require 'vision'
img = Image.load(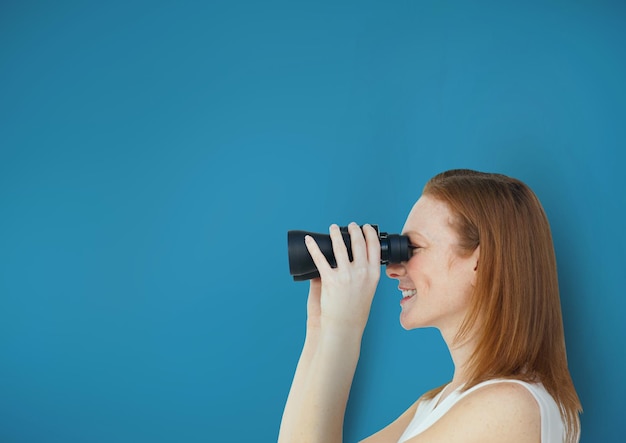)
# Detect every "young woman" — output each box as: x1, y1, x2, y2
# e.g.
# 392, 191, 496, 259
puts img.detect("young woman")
278, 169, 581, 443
